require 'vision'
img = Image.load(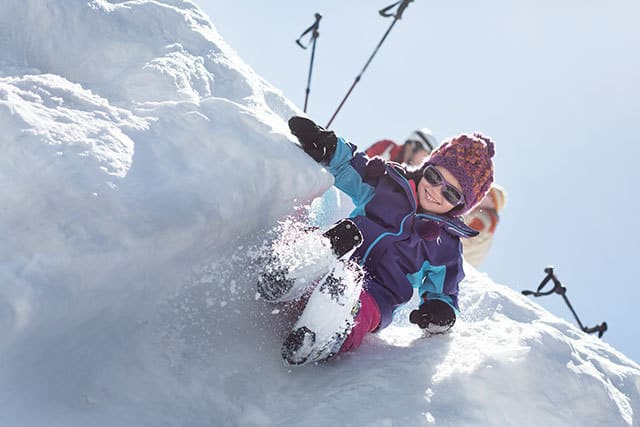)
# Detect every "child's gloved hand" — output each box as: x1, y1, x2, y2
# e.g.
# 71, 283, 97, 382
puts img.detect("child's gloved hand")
409, 298, 456, 334
288, 116, 337, 164
365, 157, 387, 178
